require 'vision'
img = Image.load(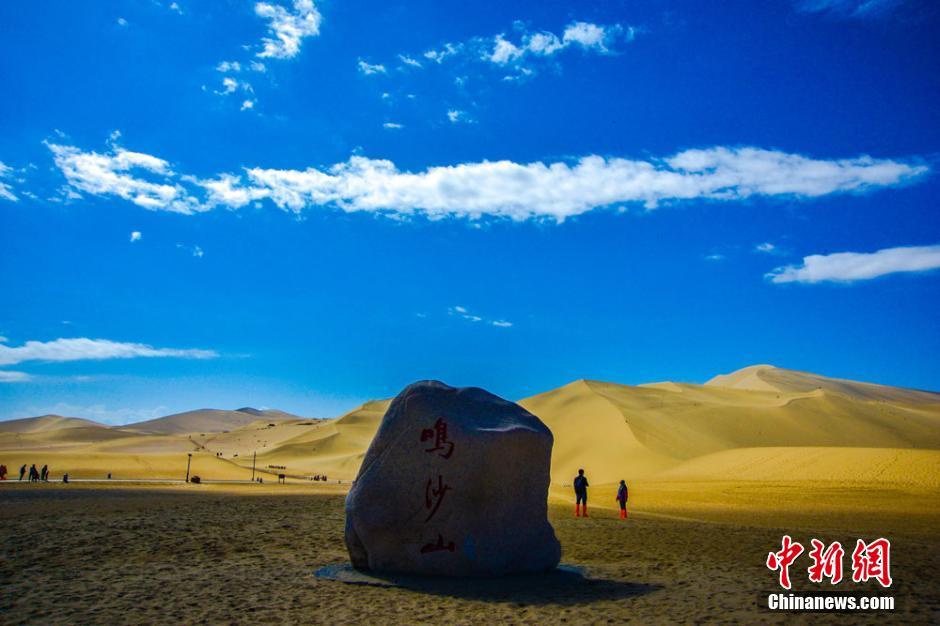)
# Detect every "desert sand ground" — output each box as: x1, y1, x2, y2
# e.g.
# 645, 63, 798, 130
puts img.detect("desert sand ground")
0, 482, 937, 625
1, 365, 938, 622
